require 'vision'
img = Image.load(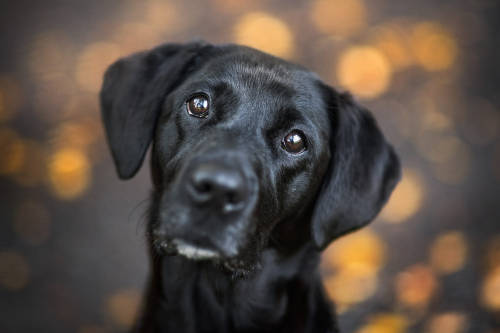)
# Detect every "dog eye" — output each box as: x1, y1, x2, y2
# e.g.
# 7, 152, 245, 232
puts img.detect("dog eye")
282, 130, 307, 154
186, 94, 209, 118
